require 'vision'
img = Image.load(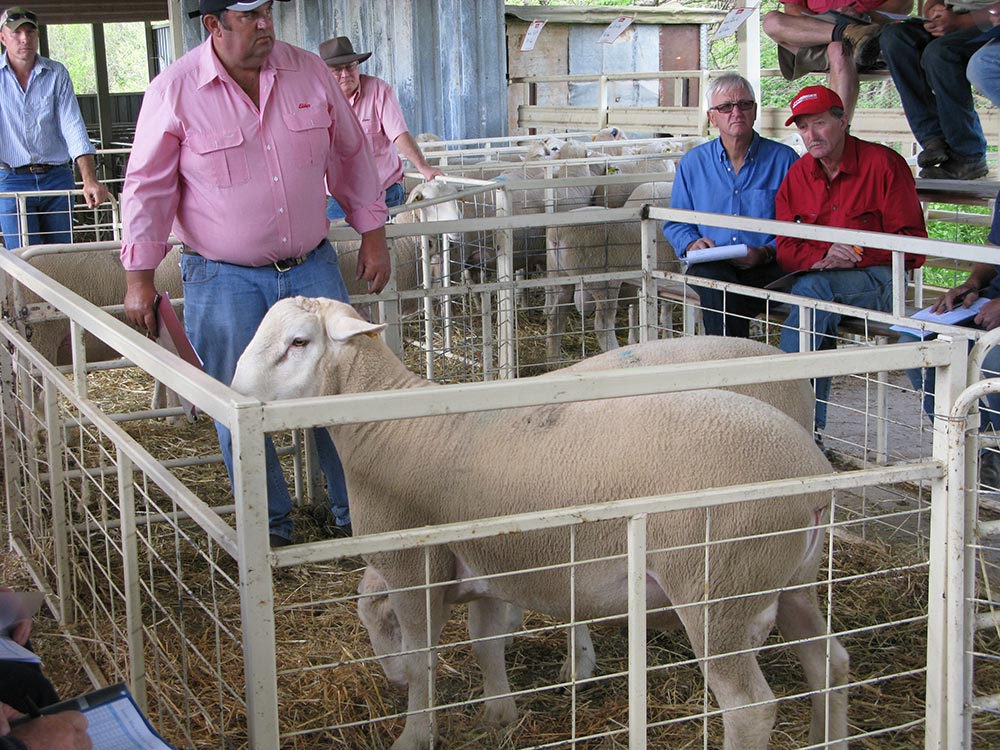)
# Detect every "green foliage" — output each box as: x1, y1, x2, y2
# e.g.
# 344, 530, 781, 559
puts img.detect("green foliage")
47, 23, 148, 94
